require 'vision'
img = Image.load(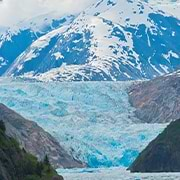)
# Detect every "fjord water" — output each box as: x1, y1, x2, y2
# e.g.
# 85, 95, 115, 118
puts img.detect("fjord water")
0, 78, 165, 170
57, 168, 180, 180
